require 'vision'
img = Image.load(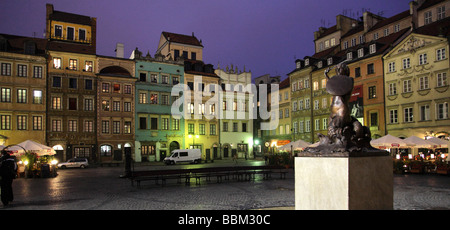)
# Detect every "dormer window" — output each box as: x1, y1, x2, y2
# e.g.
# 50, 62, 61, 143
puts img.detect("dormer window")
305, 59, 309, 66
55, 25, 62, 38
370, 44, 376, 54
317, 61, 323, 68
358, 48, 364, 58
327, 58, 333, 65
347, 52, 353, 60
296, 61, 301, 69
